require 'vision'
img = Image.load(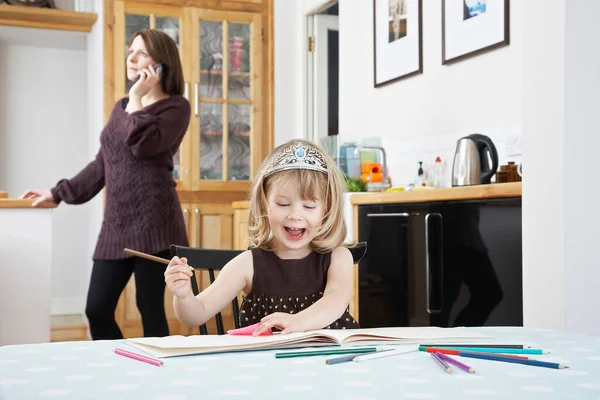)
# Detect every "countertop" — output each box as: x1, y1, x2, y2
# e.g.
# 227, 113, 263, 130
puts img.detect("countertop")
351, 182, 521, 205
0, 198, 57, 209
